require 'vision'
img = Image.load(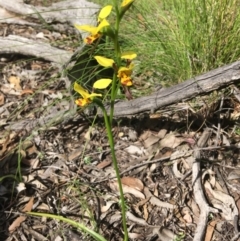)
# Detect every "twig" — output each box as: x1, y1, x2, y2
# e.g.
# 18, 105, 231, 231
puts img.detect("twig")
192, 128, 218, 241
214, 95, 224, 147
92, 150, 193, 184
